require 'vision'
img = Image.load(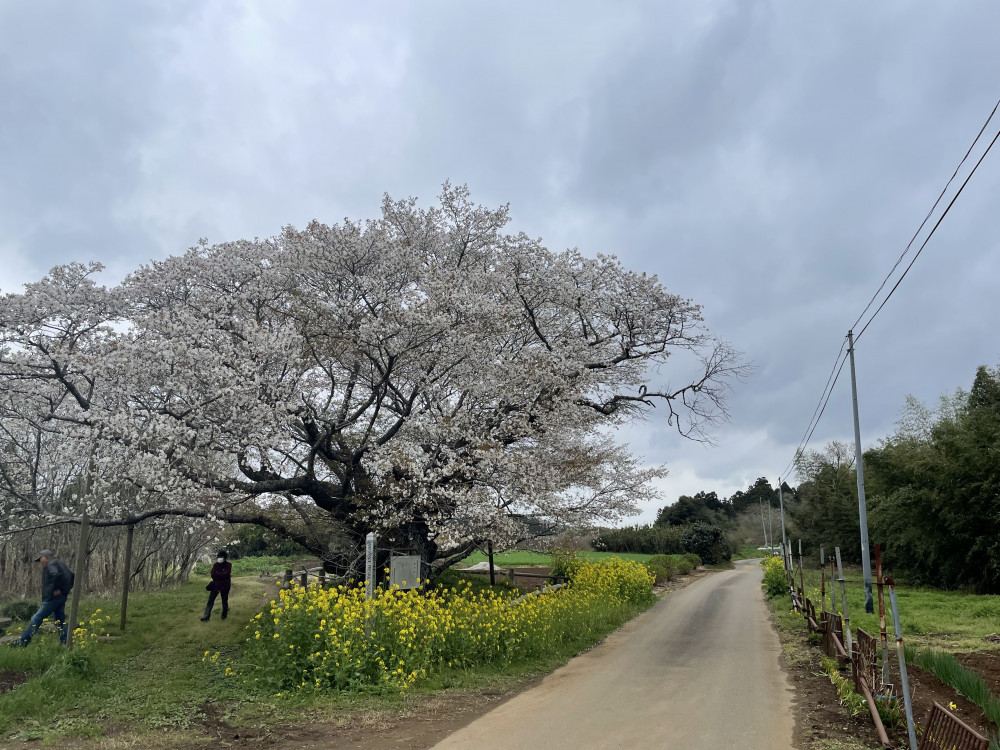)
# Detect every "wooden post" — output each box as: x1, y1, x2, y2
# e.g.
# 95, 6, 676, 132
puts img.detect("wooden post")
487, 540, 496, 586
820, 545, 826, 620
119, 523, 135, 632
508, 568, 515, 585
798, 539, 805, 602
318, 570, 327, 589
283, 568, 293, 588
66, 513, 90, 650
299, 571, 307, 589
